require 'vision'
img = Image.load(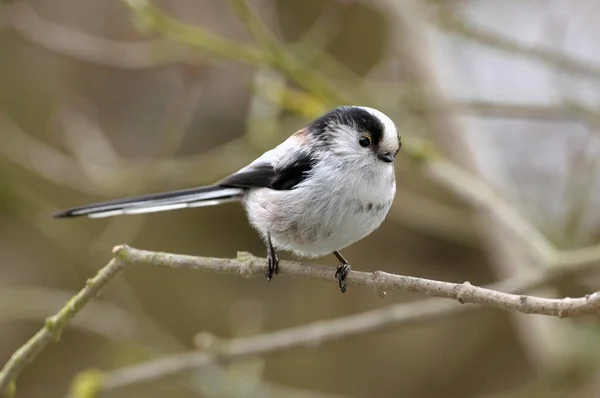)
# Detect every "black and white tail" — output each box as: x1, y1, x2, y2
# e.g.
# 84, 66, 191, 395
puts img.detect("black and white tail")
53, 185, 245, 219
